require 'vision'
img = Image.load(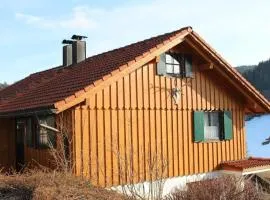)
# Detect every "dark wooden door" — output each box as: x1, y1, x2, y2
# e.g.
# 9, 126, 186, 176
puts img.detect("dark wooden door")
16, 120, 25, 171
